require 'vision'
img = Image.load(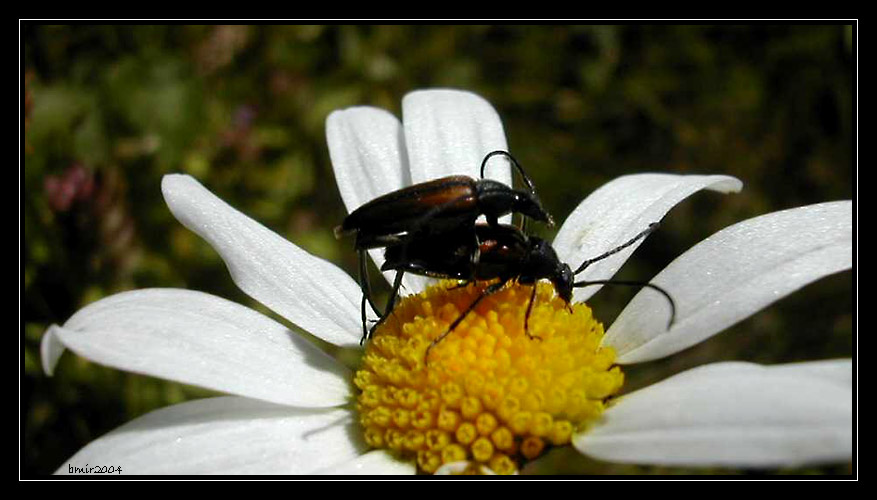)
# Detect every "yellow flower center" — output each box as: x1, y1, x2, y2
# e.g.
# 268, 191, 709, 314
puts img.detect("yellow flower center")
353, 281, 624, 475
